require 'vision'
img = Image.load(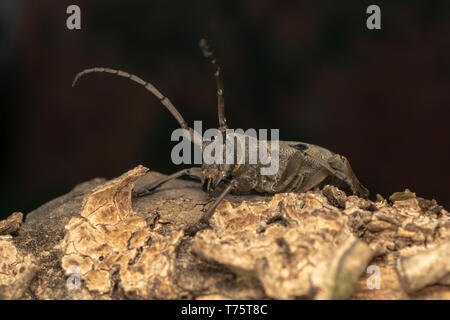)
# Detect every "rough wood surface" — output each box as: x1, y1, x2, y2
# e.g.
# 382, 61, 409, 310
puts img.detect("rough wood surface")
0, 165, 448, 299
